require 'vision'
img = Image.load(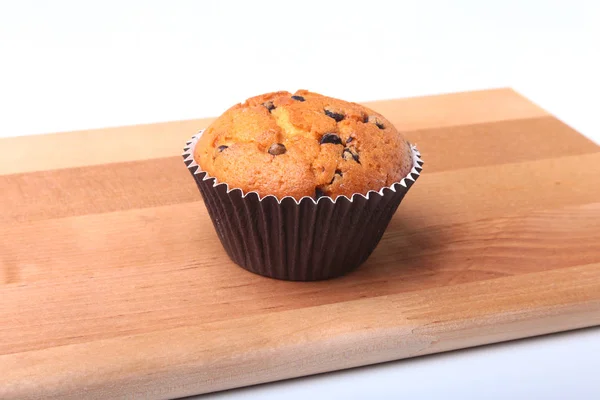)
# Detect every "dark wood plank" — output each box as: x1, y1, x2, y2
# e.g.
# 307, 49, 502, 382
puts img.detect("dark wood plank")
1, 117, 597, 224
